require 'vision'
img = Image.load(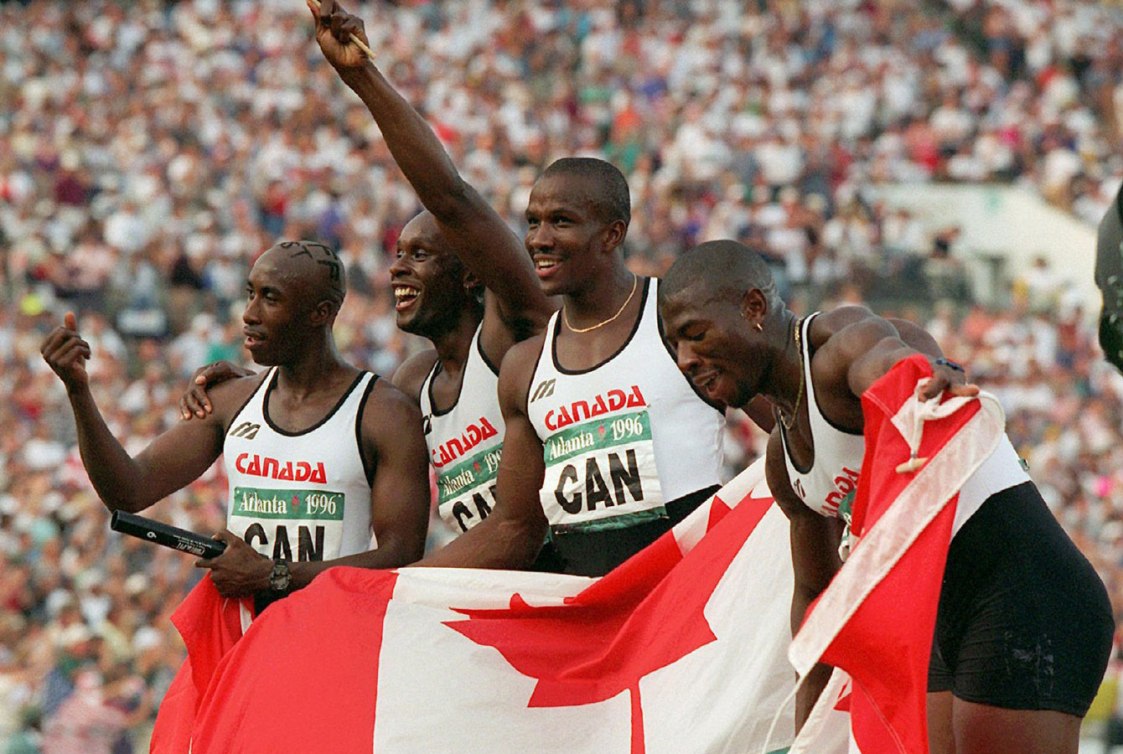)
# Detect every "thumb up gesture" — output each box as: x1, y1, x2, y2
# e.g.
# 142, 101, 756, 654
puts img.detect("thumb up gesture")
41, 312, 91, 391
